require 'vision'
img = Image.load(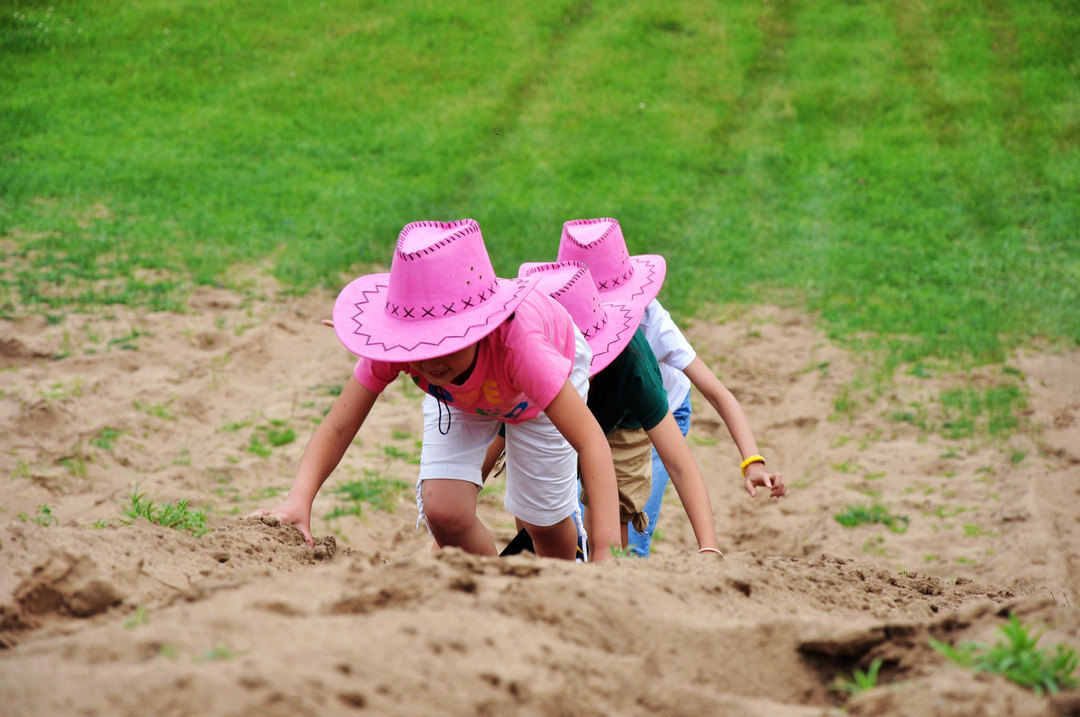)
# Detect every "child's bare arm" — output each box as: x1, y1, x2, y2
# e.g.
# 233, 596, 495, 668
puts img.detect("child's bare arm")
647, 413, 722, 552
681, 357, 785, 498
253, 376, 378, 545
544, 381, 621, 561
